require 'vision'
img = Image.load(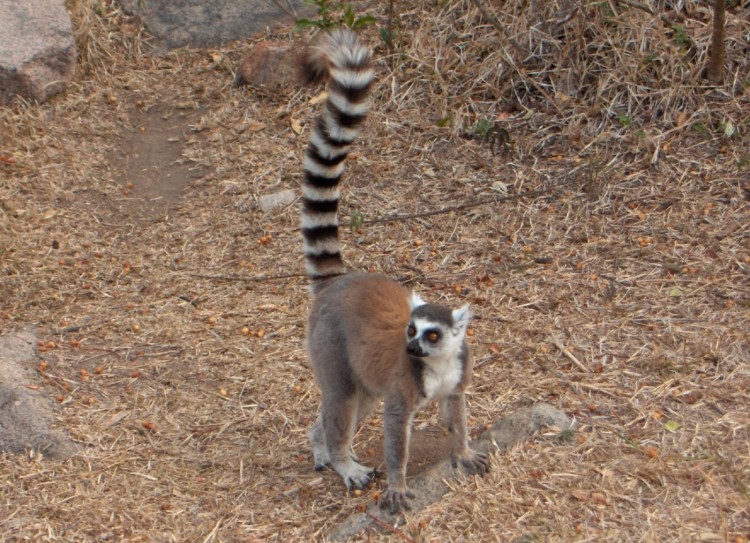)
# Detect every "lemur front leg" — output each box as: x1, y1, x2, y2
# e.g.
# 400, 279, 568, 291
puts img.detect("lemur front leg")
379, 395, 416, 514
443, 392, 490, 474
